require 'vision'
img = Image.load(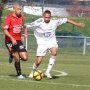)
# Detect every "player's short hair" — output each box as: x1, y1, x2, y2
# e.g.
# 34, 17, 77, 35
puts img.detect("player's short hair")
13, 3, 21, 9
43, 10, 51, 15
